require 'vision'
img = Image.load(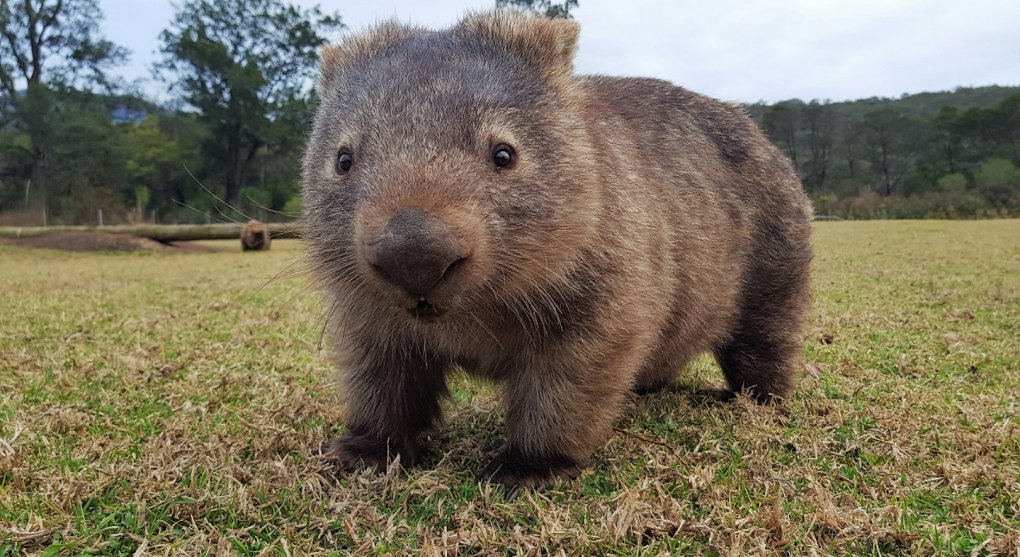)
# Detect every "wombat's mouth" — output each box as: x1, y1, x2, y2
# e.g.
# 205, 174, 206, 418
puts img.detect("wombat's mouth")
408, 297, 446, 322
